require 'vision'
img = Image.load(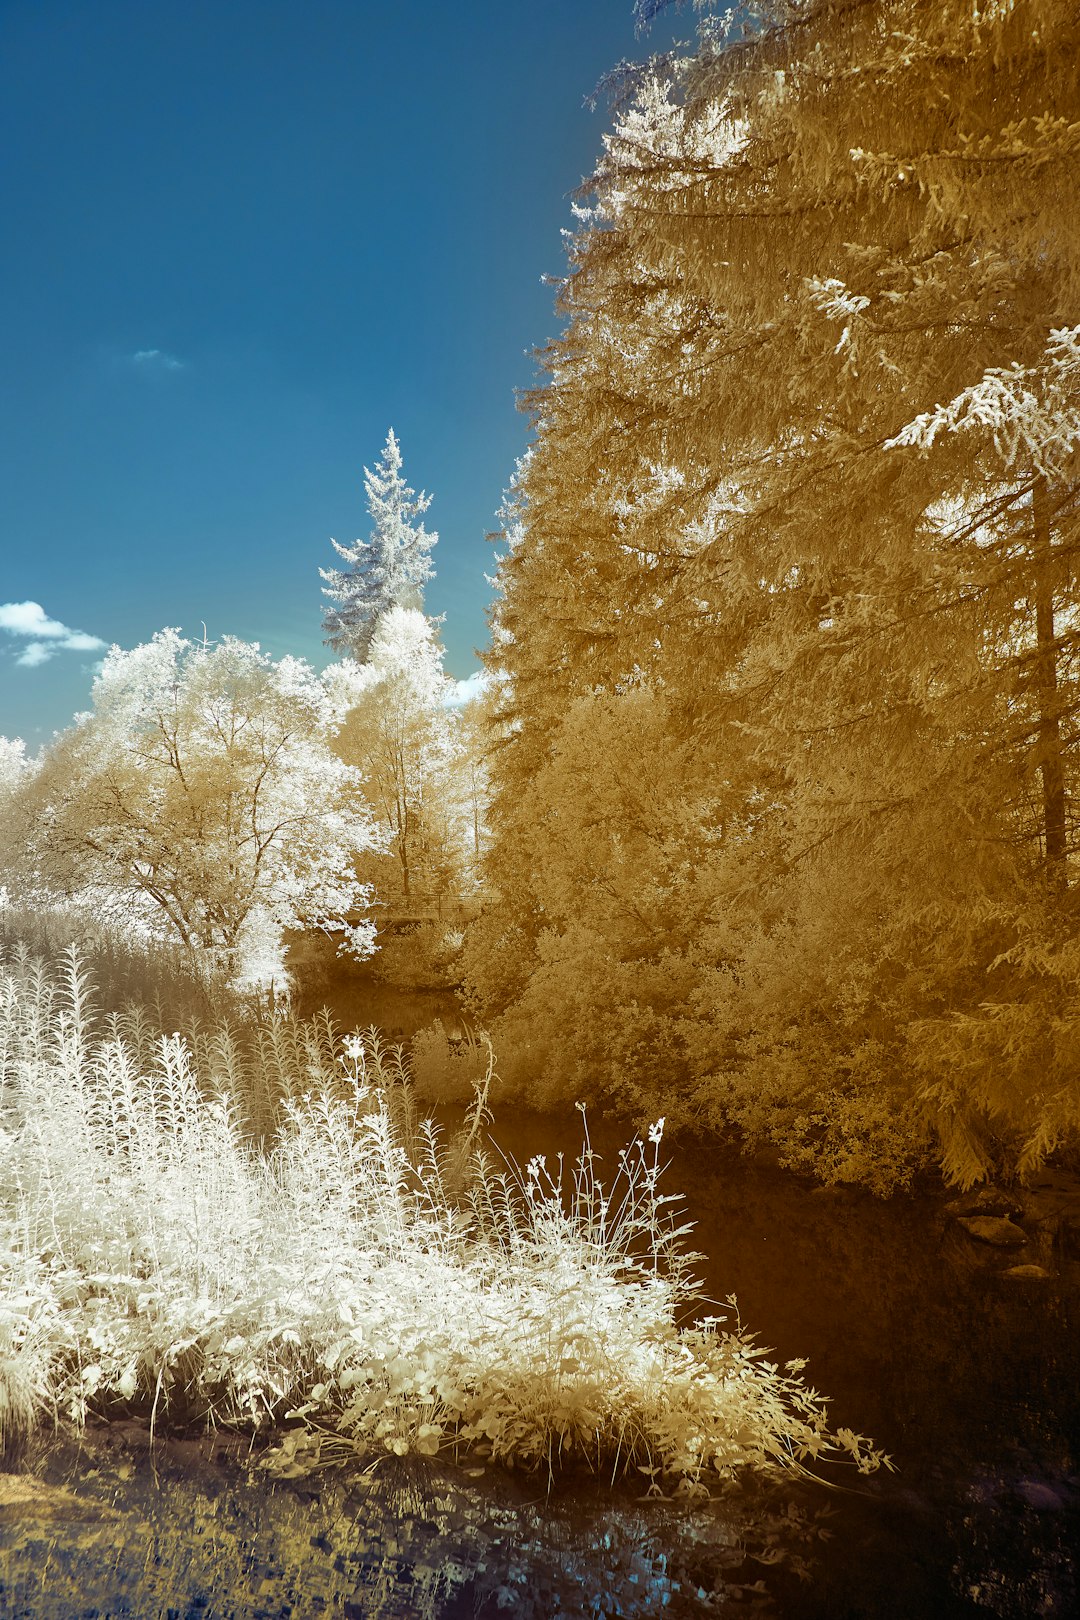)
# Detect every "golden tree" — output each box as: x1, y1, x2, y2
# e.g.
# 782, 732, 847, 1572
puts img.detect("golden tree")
469, 0, 1080, 1185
